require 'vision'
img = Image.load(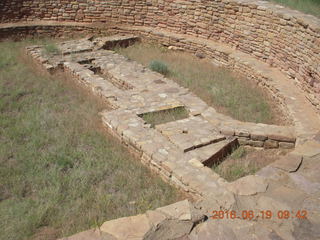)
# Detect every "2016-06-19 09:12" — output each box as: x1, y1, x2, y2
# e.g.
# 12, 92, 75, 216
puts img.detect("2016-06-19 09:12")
210, 210, 308, 220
